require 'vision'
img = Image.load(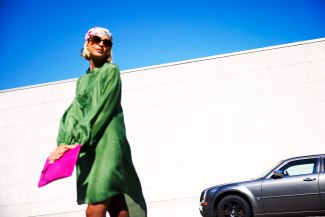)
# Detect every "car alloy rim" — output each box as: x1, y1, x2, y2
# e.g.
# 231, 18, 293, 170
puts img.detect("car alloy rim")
221, 200, 245, 217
